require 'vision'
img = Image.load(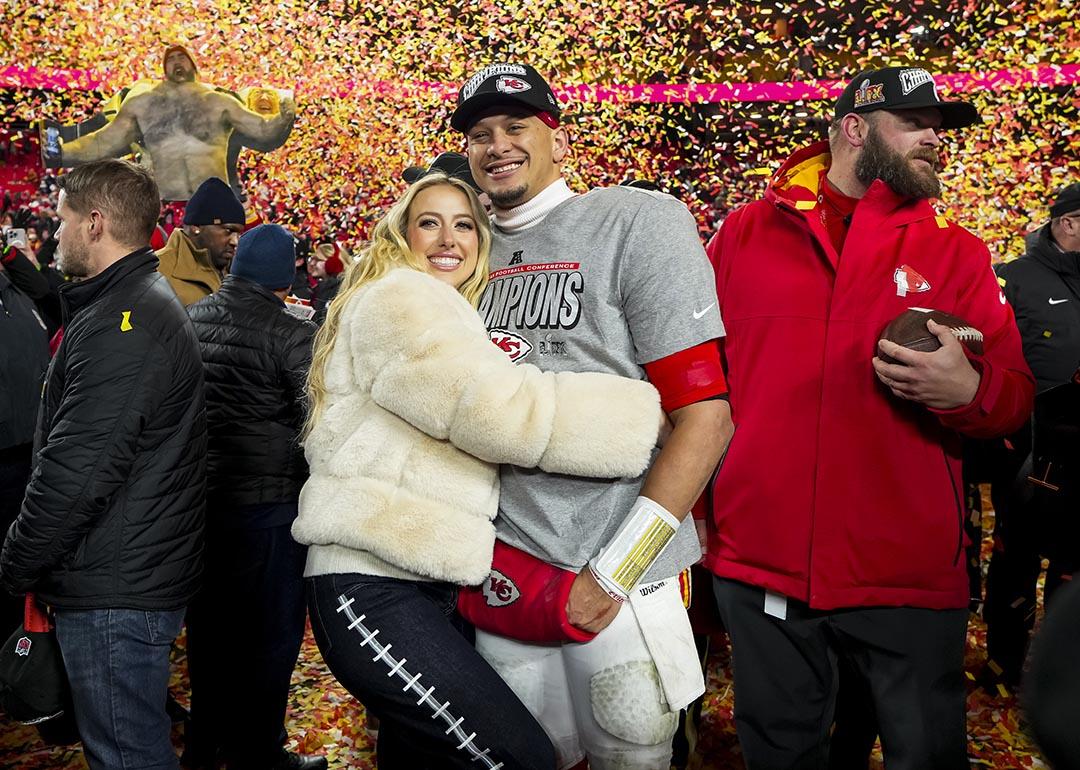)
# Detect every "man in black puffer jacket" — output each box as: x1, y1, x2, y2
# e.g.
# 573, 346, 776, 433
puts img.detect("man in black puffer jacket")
184, 224, 324, 770
1, 159, 206, 770
982, 181, 1080, 690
